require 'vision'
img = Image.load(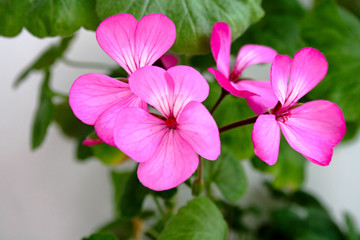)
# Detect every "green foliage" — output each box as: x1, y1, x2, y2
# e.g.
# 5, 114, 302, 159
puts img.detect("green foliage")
0, 0, 32, 37
96, 0, 264, 54
158, 197, 228, 240
301, 0, 360, 137
251, 138, 306, 191
82, 233, 118, 240
15, 36, 74, 87
31, 70, 55, 149
204, 148, 247, 202
344, 213, 360, 240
